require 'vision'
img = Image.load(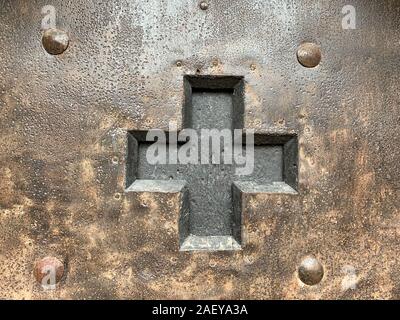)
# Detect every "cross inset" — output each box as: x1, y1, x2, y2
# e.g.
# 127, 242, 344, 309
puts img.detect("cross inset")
126, 76, 298, 251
